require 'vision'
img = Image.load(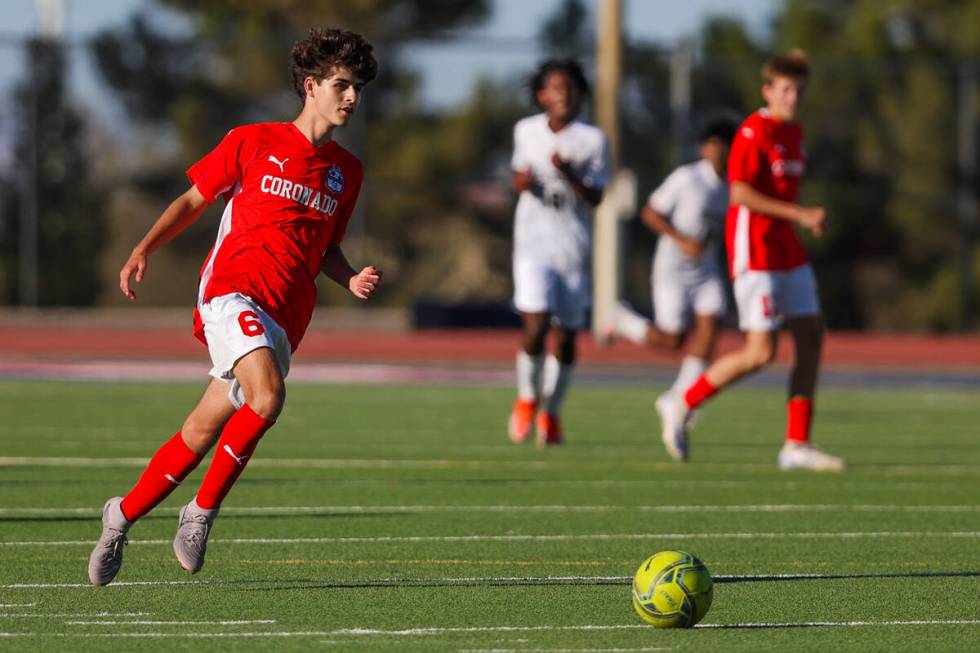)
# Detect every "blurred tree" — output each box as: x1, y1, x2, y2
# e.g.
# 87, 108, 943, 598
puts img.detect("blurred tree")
624, 0, 980, 331
0, 39, 105, 306
539, 0, 592, 60
771, 0, 980, 330
89, 0, 503, 308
